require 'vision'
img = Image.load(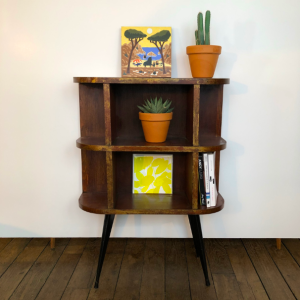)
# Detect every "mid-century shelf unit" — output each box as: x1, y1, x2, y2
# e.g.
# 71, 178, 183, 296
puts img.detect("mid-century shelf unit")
74, 77, 230, 288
